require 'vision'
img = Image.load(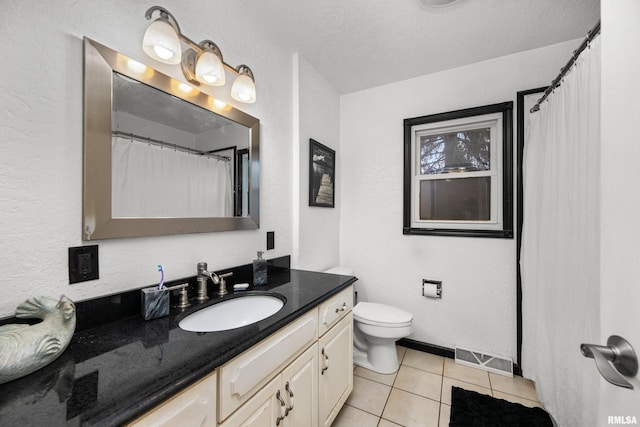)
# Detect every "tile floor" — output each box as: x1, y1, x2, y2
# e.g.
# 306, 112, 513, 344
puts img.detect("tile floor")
332, 346, 544, 427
